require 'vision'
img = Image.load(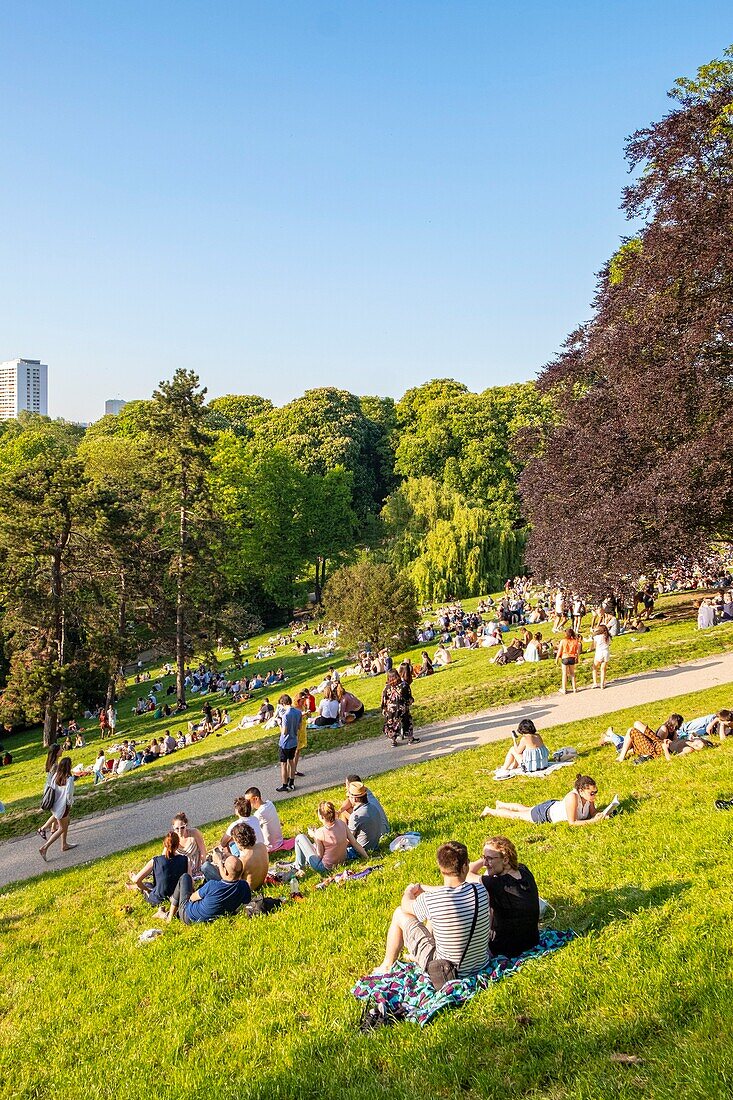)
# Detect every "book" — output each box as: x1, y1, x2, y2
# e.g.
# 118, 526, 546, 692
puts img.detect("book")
599, 793, 620, 819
